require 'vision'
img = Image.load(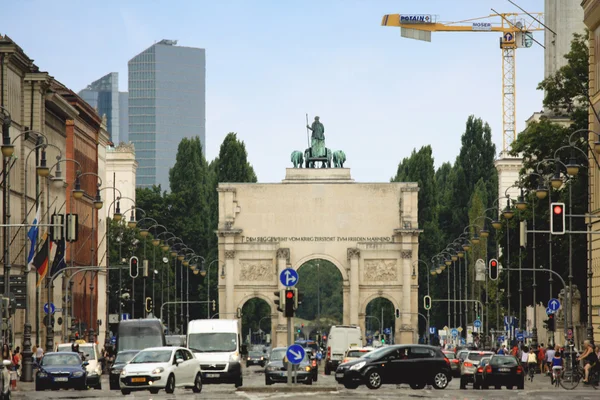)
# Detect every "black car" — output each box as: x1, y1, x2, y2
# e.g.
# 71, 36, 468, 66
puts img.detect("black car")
246, 351, 266, 367
35, 352, 88, 391
265, 347, 313, 385
109, 350, 139, 390
335, 345, 452, 390
481, 355, 524, 390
